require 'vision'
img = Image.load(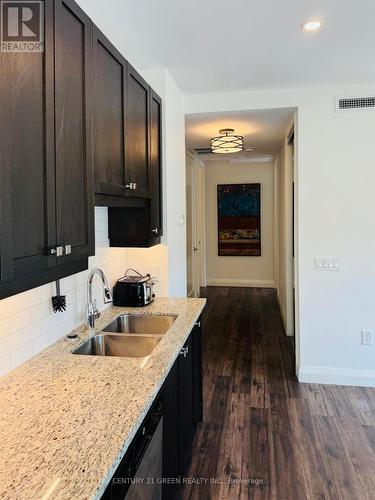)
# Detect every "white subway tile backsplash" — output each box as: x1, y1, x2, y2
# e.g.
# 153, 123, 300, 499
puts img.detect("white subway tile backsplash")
0, 207, 166, 377
0, 318, 10, 341
10, 310, 32, 334
0, 295, 21, 321
19, 288, 41, 310
0, 354, 11, 376
0, 331, 23, 357
32, 331, 52, 356
31, 300, 53, 323
11, 342, 33, 370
